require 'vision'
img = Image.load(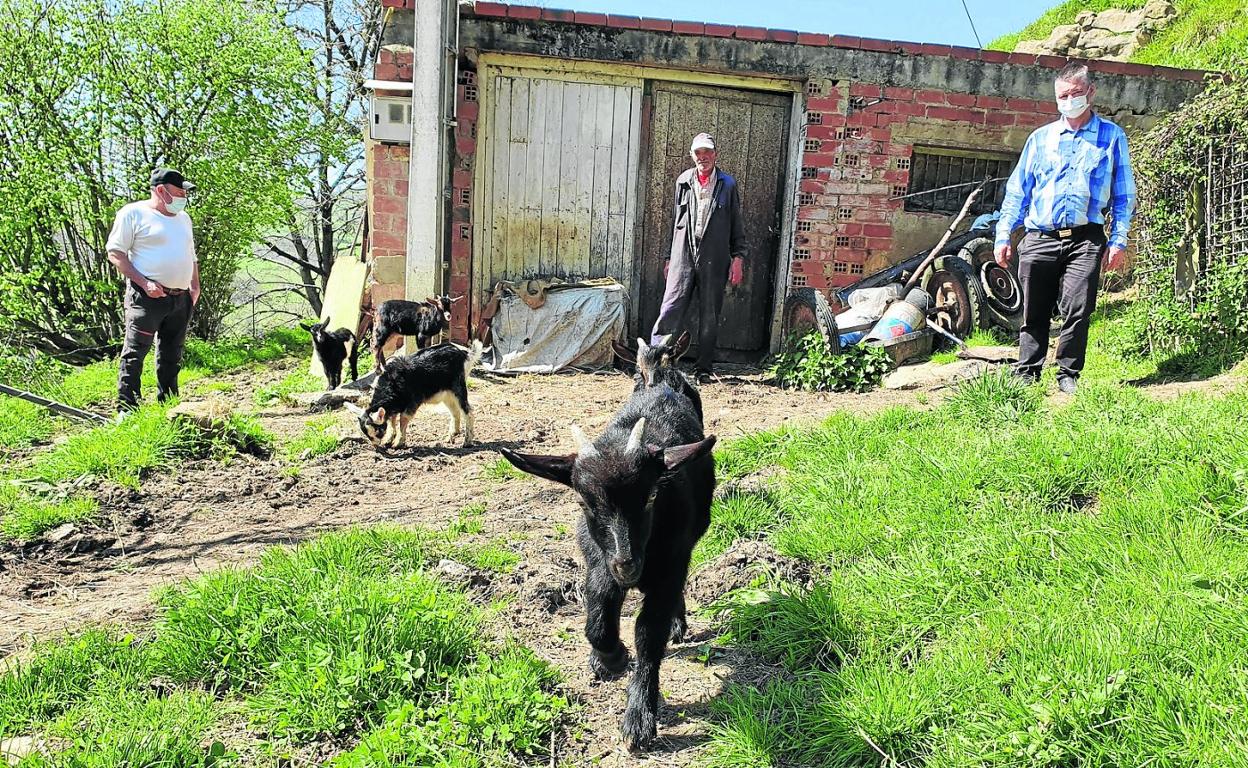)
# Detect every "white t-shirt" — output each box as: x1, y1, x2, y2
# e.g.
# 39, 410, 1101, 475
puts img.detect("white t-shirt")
105, 202, 197, 289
